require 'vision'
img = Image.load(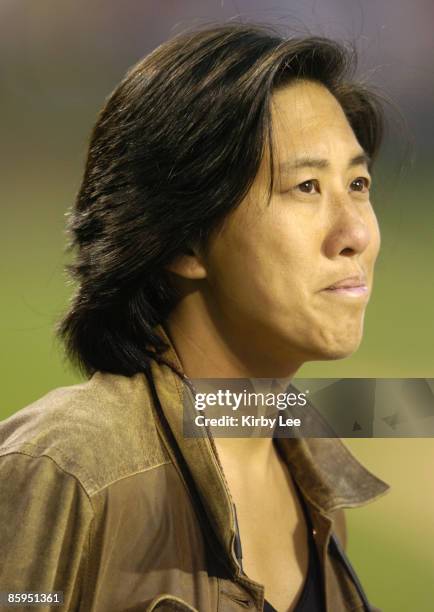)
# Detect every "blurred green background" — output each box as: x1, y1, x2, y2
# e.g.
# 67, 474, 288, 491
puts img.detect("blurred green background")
1, 2, 433, 610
